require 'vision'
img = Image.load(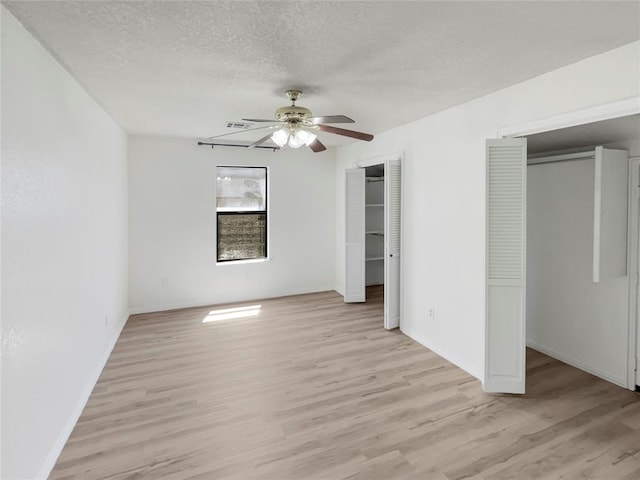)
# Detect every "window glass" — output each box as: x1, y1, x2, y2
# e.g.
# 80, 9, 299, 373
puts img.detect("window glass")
217, 213, 266, 261
216, 167, 266, 211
